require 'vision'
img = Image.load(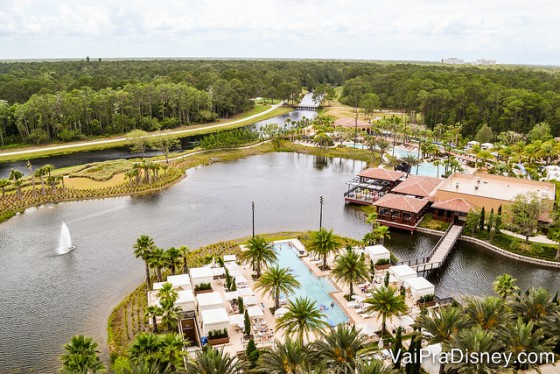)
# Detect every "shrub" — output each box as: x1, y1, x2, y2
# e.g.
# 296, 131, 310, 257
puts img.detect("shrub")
195, 282, 212, 291
376, 258, 390, 266
208, 328, 228, 339
418, 294, 435, 303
